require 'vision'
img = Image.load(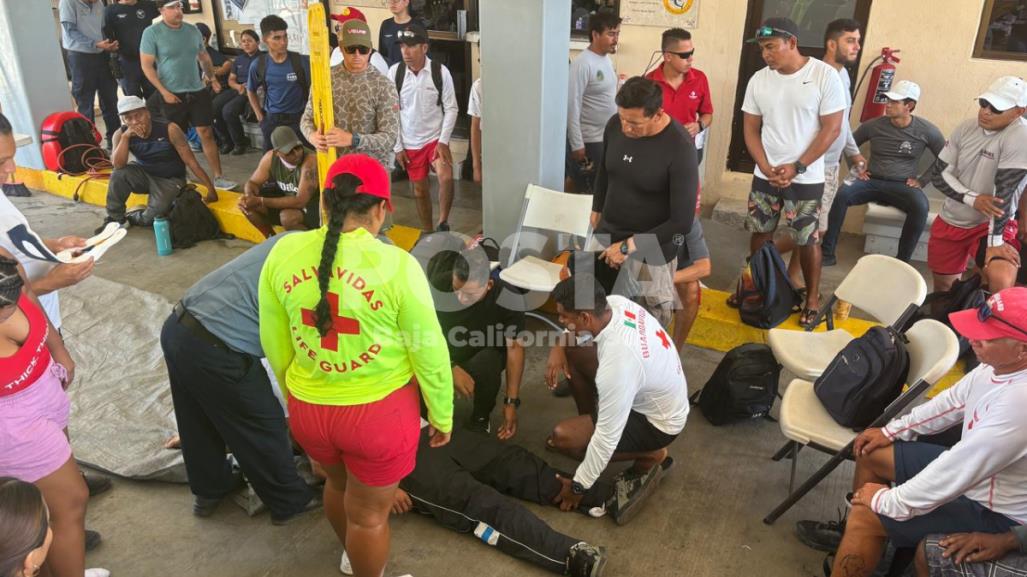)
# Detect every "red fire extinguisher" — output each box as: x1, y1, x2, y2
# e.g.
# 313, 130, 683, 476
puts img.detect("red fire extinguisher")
860, 47, 901, 121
